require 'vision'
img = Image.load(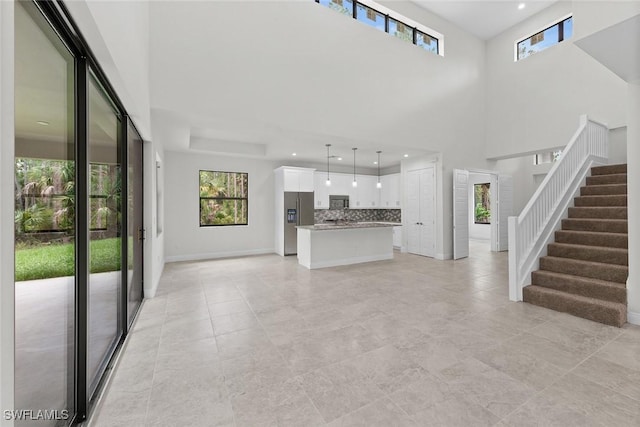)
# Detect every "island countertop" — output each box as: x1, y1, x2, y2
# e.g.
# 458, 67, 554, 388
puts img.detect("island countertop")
297, 222, 399, 231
